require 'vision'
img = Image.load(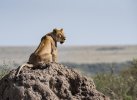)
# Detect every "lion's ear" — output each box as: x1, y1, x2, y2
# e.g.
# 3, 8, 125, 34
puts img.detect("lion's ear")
60, 28, 63, 32
53, 28, 57, 33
